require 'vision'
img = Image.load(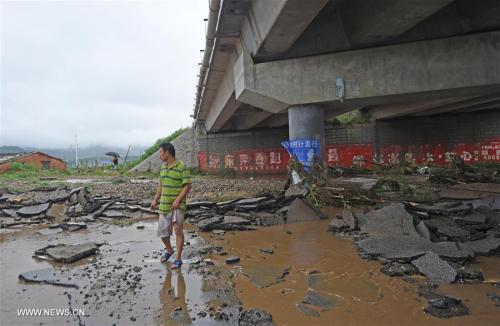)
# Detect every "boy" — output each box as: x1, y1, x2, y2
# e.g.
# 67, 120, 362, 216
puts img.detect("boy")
150, 143, 192, 269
